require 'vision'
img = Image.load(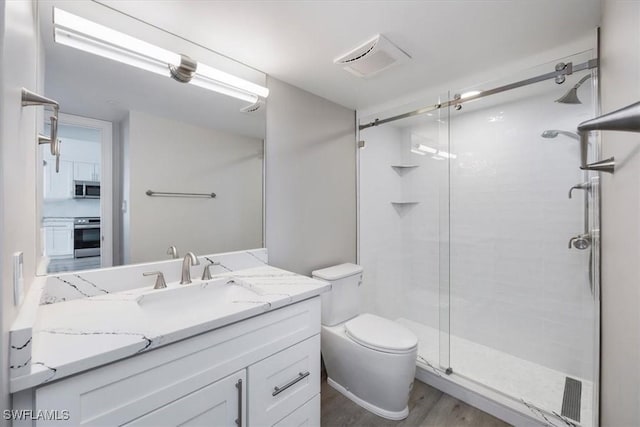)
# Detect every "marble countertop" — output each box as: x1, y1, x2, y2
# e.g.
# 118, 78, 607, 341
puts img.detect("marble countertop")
10, 258, 329, 392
